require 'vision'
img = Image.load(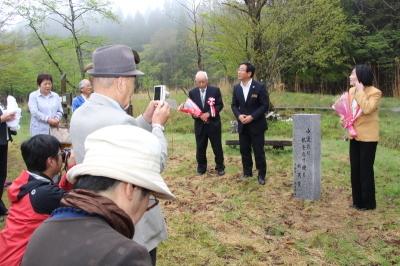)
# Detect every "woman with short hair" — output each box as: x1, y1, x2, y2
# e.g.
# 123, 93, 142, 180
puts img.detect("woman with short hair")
28, 73, 63, 136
